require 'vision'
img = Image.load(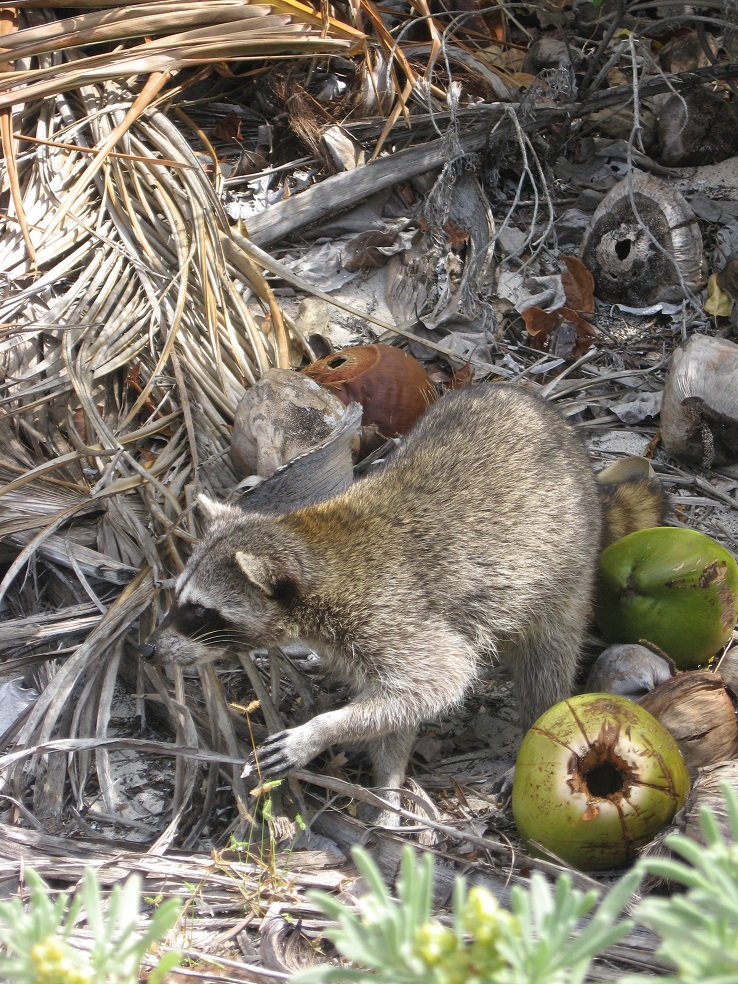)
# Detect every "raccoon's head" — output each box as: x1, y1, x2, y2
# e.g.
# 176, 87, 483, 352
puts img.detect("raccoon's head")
141, 495, 308, 667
